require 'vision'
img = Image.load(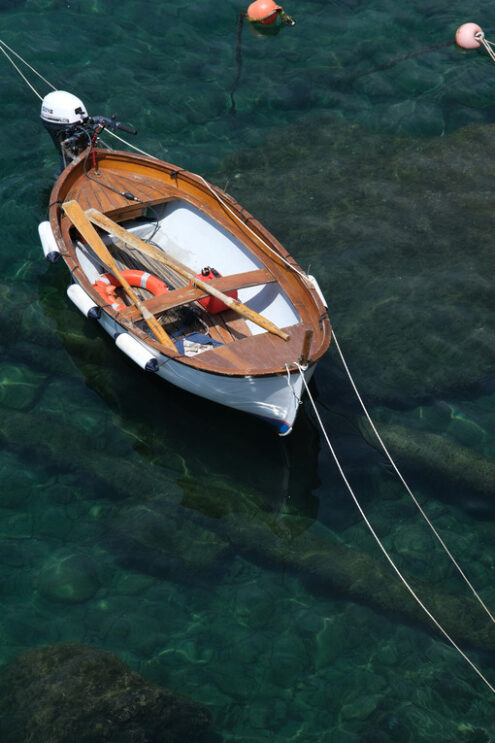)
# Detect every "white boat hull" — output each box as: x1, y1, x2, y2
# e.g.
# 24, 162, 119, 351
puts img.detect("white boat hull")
44, 150, 331, 436
96, 303, 314, 435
